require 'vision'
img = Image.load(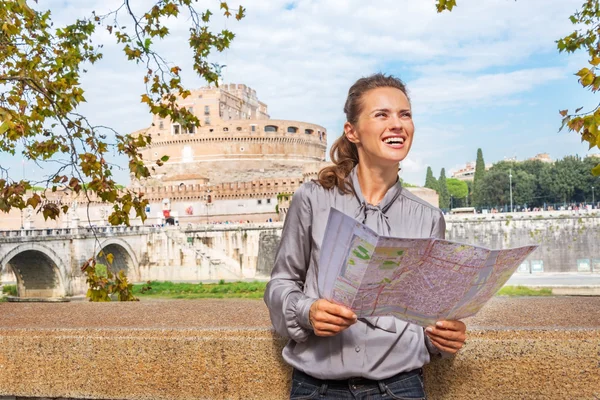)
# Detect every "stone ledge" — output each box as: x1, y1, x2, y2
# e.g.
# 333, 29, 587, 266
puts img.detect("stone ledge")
0, 298, 598, 400
0, 328, 598, 400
